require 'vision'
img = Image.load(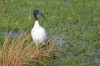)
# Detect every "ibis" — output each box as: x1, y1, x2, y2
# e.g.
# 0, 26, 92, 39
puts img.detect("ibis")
31, 10, 48, 48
